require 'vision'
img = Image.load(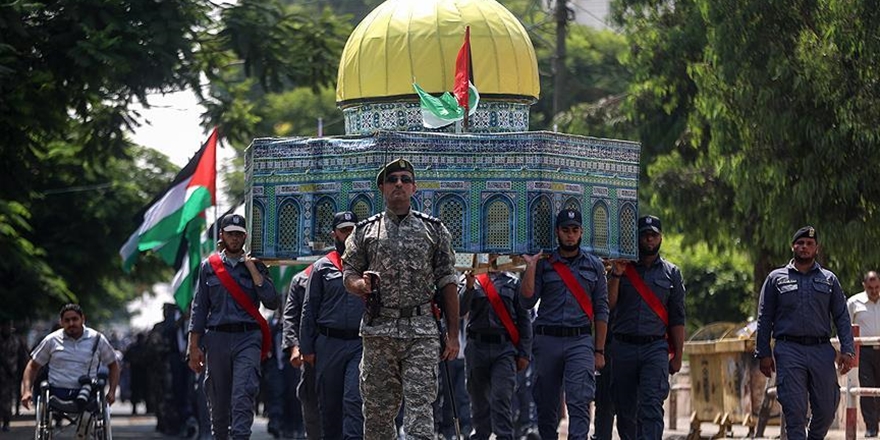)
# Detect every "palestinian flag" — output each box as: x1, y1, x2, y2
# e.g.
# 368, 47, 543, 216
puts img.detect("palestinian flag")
169, 215, 206, 311
413, 27, 479, 129
120, 127, 218, 272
